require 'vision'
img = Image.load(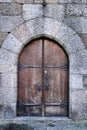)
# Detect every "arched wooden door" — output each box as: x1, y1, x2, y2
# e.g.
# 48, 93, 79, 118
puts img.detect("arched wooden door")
17, 39, 69, 117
